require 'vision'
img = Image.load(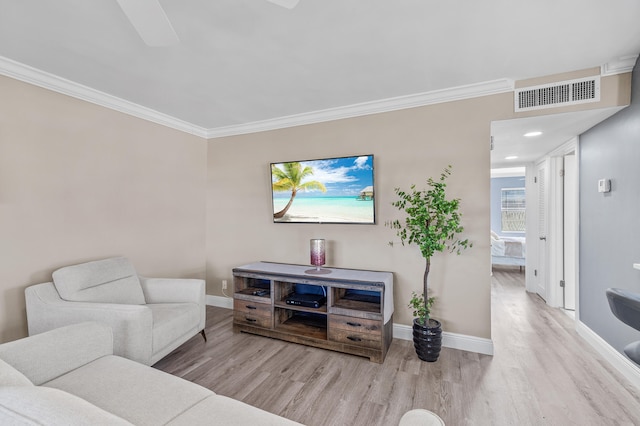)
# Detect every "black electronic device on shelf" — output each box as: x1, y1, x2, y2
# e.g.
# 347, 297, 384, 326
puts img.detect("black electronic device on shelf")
285, 293, 326, 309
